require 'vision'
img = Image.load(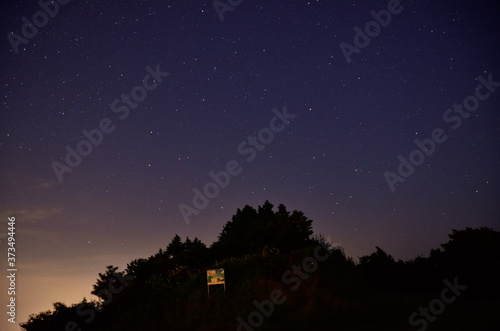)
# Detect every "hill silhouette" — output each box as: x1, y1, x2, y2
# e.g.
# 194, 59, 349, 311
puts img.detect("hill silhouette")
21, 201, 500, 330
